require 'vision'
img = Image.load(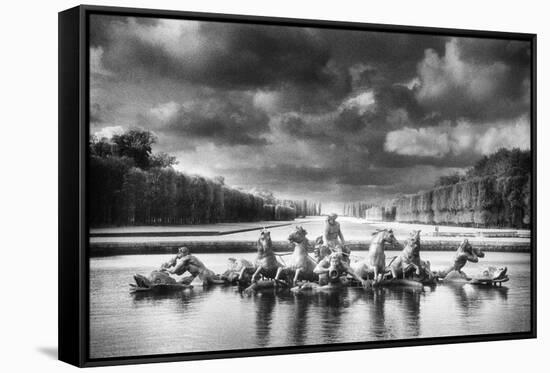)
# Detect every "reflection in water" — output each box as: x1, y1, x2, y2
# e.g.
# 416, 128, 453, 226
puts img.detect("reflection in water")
253, 292, 277, 347
444, 283, 509, 316
357, 287, 423, 339
131, 288, 191, 304
90, 252, 531, 359
463, 285, 509, 302
289, 293, 312, 345
315, 289, 348, 343
365, 289, 387, 339
398, 288, 422, 337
